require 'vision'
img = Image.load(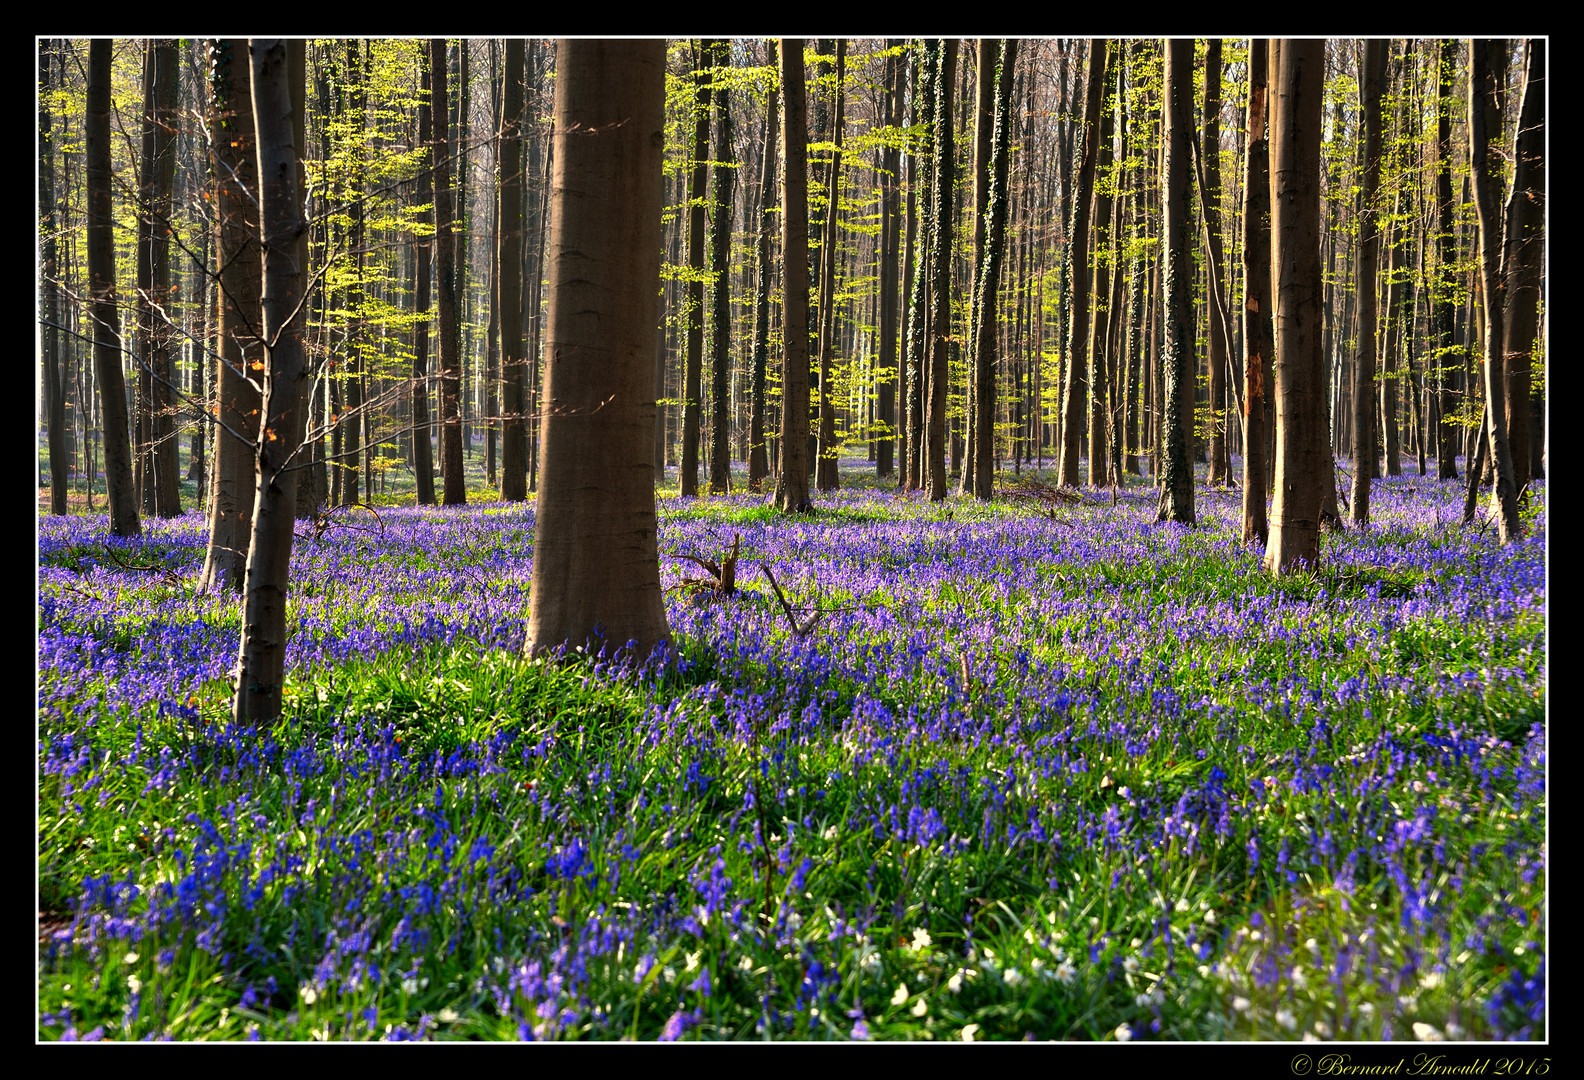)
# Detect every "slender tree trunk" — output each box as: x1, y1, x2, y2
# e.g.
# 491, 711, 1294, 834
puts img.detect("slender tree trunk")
1432, 39, 1460, 481
40, 41, 68, 515
875, 40, 902, 481
1060, 40, 1109, 487
1468, 39, 1520, 542
815, 40, 847, 492
925, 39, 958, 501
709, 40, 737, 495
1156, 39, 1196, 525
411, 54, 437, 506
1087, 42, 1119, 488
233, 38, 309, 724
1503, 40, 1544, 490
681, 40, 715, 498
1240, 38, 1273, 547
527, 39, 670, 661
499, 38, 528, 502
969, 40, 1017, 500
1350, 39, 1385, 525
431, 39, 467, 505
748, 43, 779, 490
1265, 39, 1328, 573
201, 40, 263, 590
87, 40, 141, 538
904, 41, 936, 492
775, 39, 813, 514
1203, 39, 1230, 488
